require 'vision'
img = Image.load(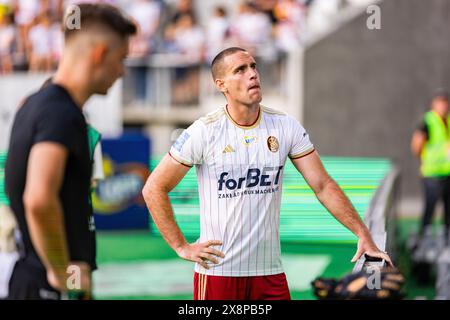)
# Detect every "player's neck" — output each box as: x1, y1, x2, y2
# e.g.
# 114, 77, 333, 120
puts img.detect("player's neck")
53, 64, 93, 109
226, 102, 260, 127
